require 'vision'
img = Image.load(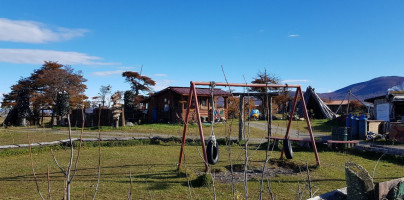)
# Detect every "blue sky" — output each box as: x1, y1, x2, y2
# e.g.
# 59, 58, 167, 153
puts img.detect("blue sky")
1, 0, 404, 99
